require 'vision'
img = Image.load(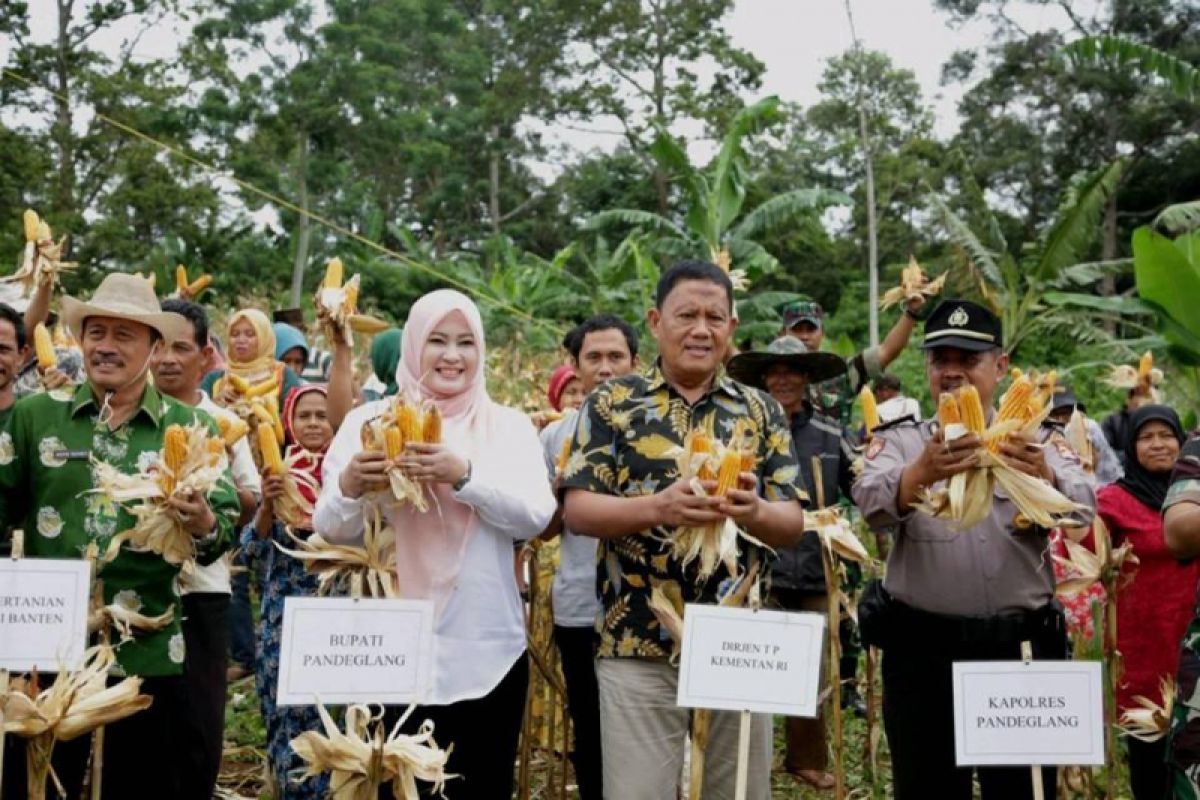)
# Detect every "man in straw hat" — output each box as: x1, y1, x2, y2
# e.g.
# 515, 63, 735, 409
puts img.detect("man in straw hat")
727, 335, 858, 789
851, 299, 1095, 799
0, 272, 241, 799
